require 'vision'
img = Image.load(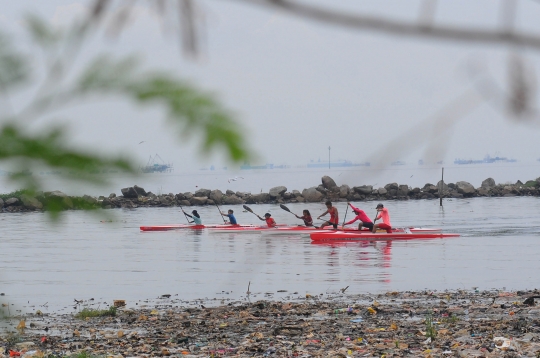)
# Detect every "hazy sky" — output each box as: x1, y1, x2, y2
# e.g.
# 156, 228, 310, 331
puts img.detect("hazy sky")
2, 0, 540, 172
